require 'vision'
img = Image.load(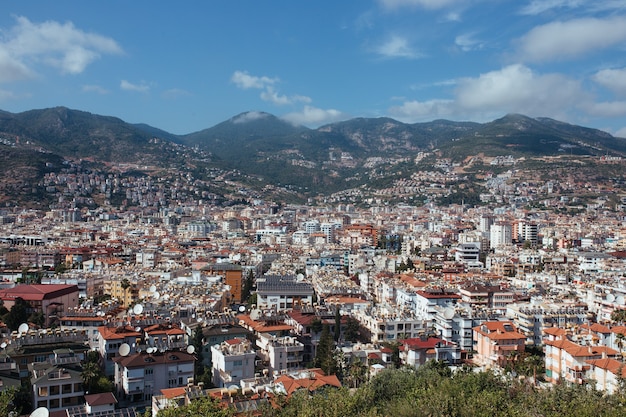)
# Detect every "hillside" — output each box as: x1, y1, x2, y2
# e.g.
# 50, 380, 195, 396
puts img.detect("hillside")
1, 106, 625, 206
